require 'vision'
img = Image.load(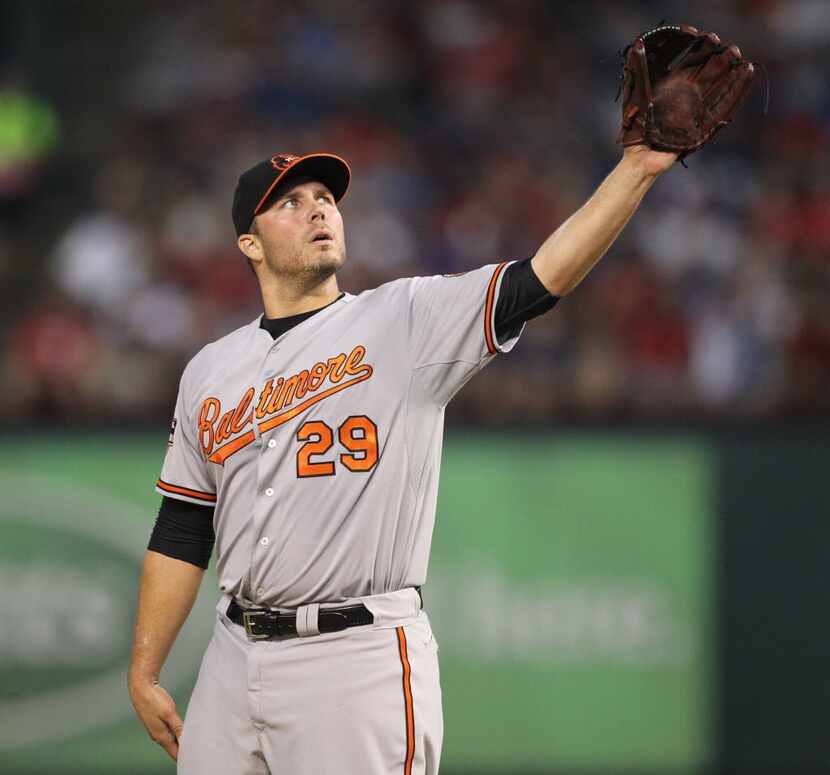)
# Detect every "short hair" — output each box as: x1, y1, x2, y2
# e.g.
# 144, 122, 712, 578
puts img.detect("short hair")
245, 220, 259, 277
